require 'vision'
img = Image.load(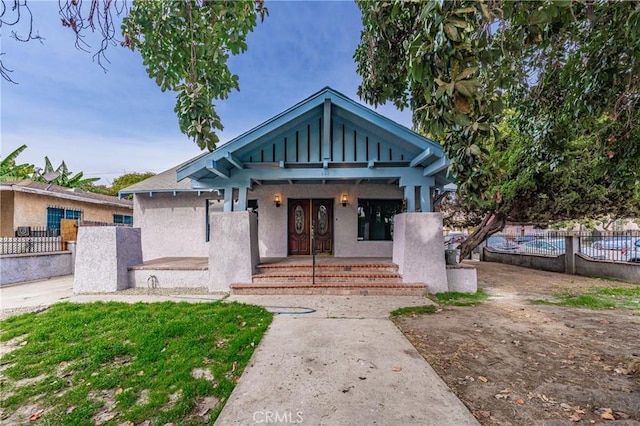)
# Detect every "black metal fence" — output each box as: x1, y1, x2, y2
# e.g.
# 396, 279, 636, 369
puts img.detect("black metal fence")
486, 230, 640, 263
